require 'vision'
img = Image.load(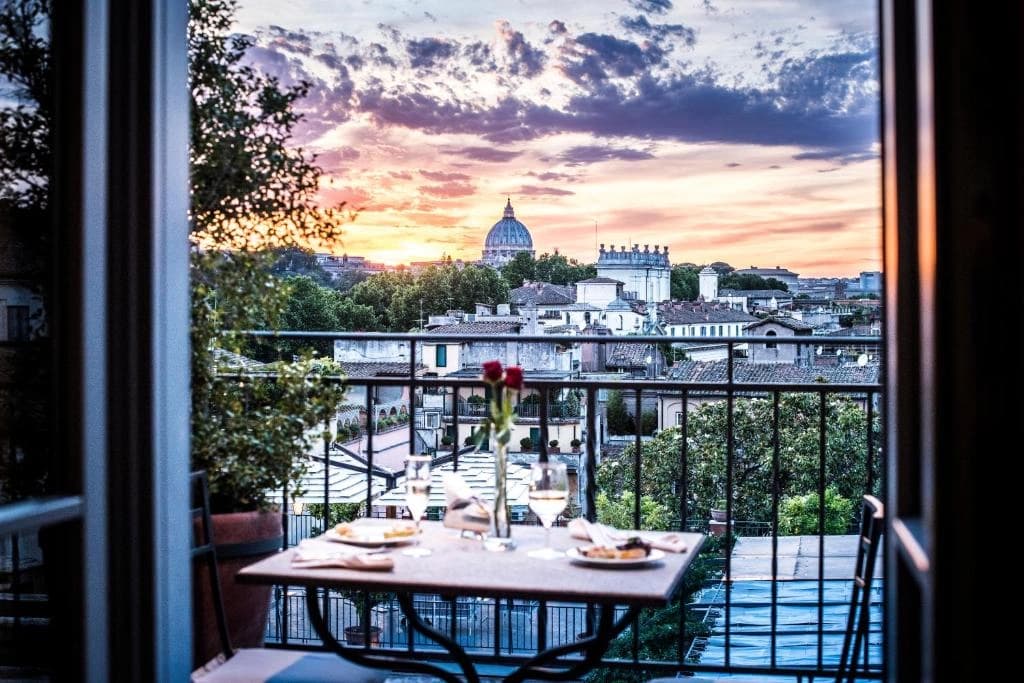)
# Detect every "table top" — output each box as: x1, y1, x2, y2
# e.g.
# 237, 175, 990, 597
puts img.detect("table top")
237, 520, 705, 607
